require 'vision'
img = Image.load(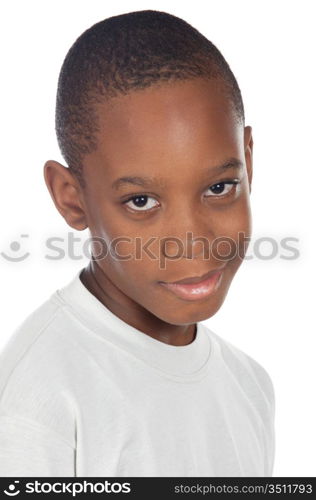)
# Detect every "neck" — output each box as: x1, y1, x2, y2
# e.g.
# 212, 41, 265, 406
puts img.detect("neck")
80, 260, 197, 346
